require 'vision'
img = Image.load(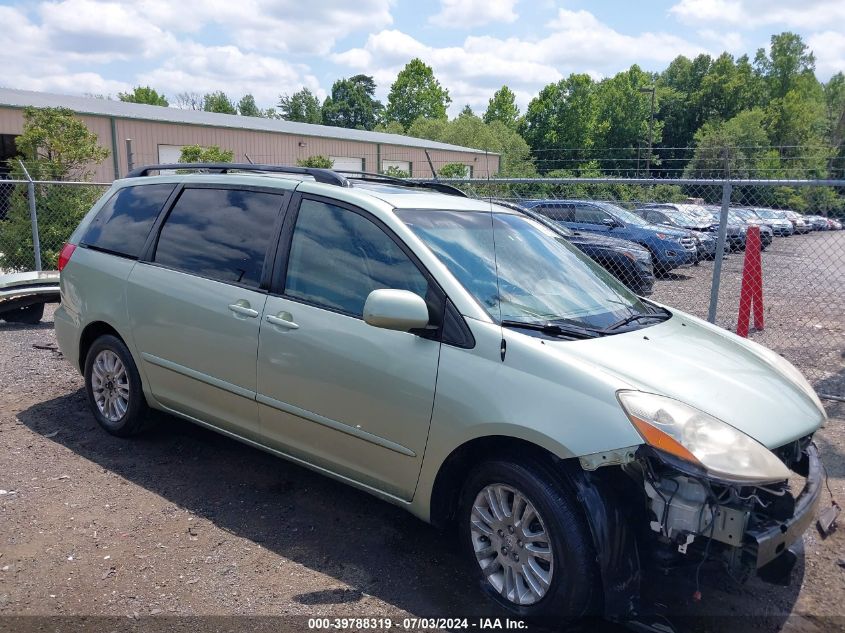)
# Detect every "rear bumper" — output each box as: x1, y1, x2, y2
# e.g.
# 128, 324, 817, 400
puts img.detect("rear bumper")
747, 444, 822, 570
